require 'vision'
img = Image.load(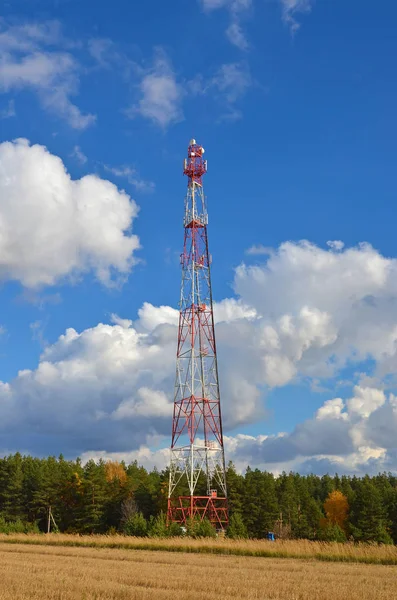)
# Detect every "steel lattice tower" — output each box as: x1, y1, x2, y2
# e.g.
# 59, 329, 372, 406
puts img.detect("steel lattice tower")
167, 139, 228, 530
